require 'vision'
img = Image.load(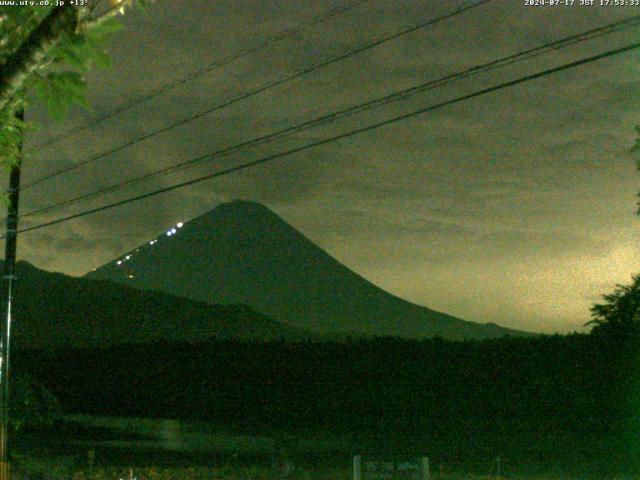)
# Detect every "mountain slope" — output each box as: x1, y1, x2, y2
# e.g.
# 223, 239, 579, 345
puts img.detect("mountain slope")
6, 261, 307, 349
86, 200, 530, 340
